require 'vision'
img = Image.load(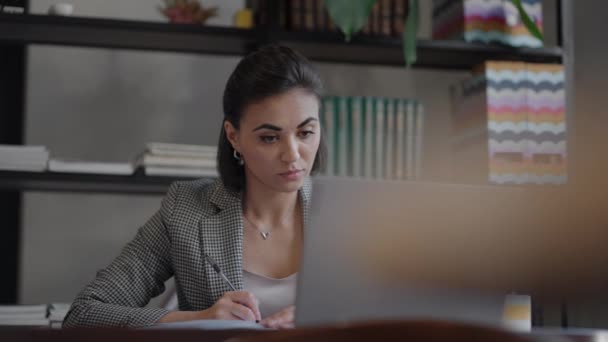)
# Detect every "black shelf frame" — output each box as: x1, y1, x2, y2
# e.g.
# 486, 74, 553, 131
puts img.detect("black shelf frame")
0, 171, 210, 195
0, 13, 563, 69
